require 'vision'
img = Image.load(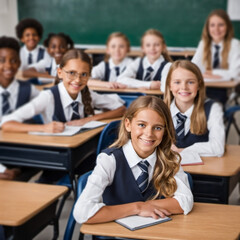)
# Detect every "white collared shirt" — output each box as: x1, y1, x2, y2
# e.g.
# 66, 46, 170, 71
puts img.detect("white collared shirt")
1, 82, 124, 125
117, 56, 171, 89
170, 99, 225, 156
19, 45, 51, 70
0, 79, 39, 120
192, 38, 240, 79
91, 57, 133, 82
73, 140, 193, 224
28, 57, 58, 77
